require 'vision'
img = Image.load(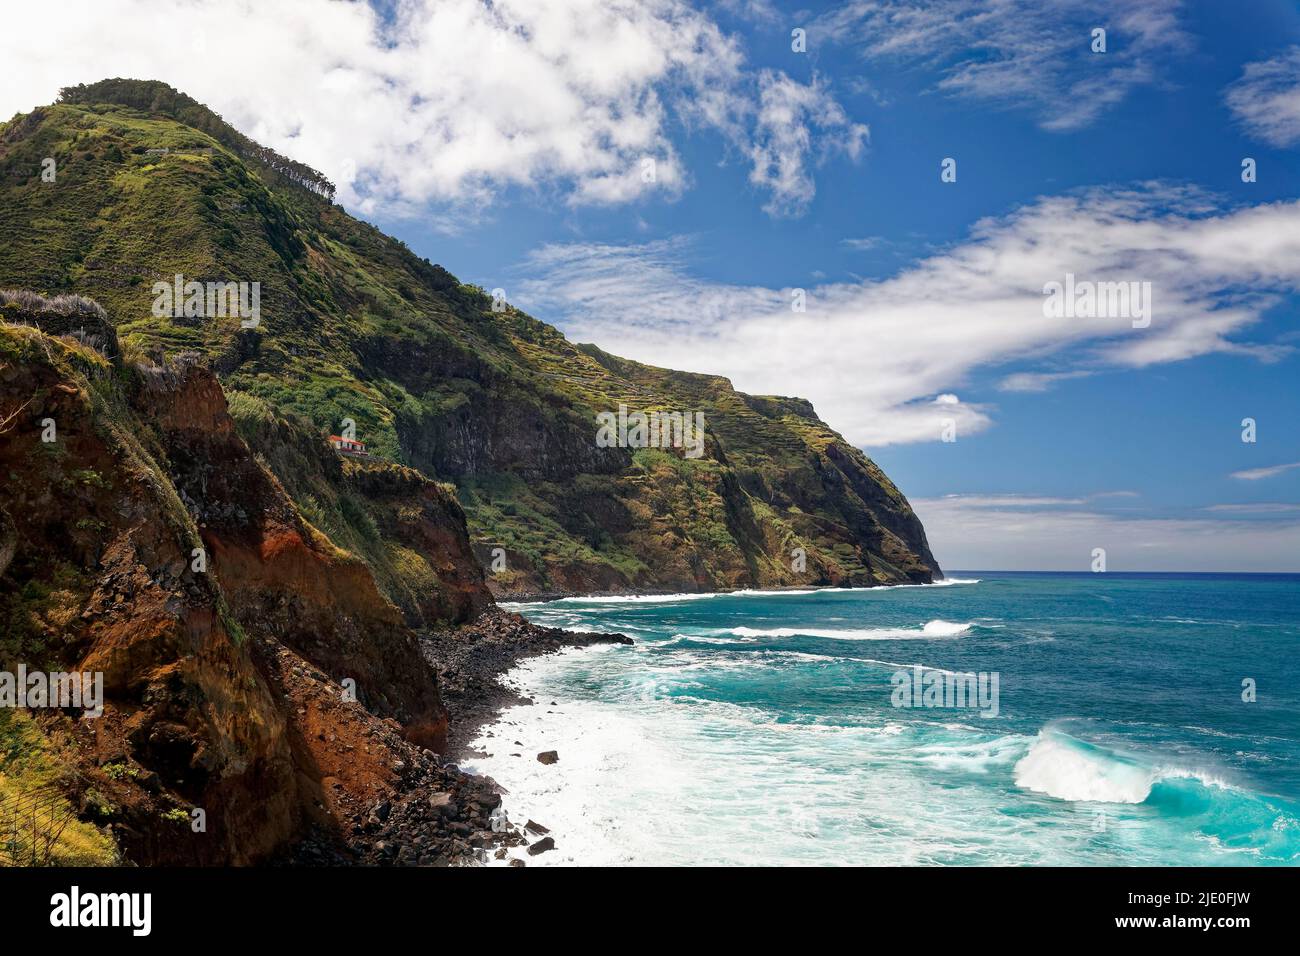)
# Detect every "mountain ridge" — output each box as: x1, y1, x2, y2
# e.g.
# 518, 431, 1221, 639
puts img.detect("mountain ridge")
0, 78, 940, 603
